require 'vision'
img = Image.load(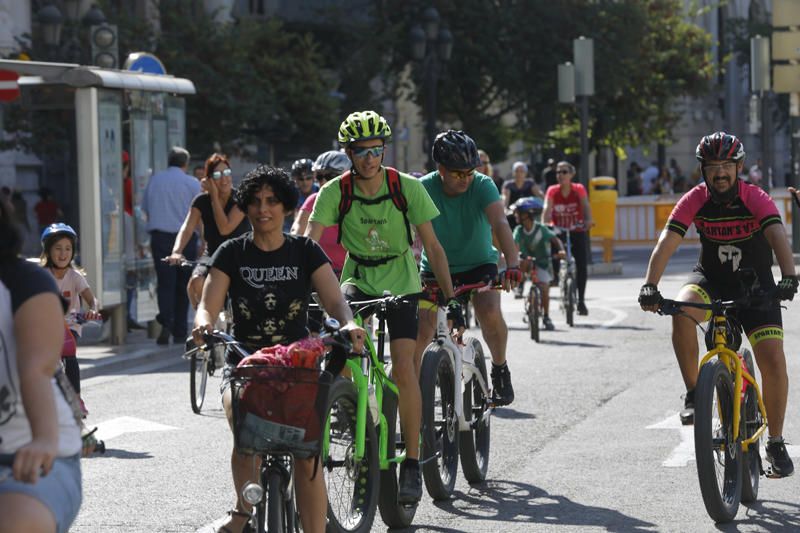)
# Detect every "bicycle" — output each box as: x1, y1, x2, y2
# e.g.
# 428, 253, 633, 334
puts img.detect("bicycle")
322, 293, 419, 532
201, 322, 351, 533
417, 281, 496, 500
553, 225, 578, 327
171, 258, 232, 414
657, 287, 777, 523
